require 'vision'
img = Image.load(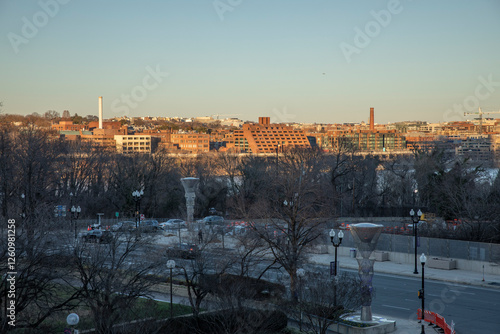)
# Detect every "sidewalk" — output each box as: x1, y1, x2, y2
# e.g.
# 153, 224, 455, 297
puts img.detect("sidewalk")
308, 252, 500, 290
